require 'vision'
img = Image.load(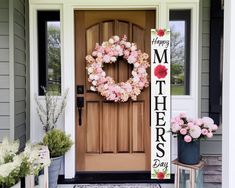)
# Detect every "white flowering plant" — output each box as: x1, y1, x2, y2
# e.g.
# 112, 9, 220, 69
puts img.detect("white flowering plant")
0, 138, 50, 187
171, 113, 218, 143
